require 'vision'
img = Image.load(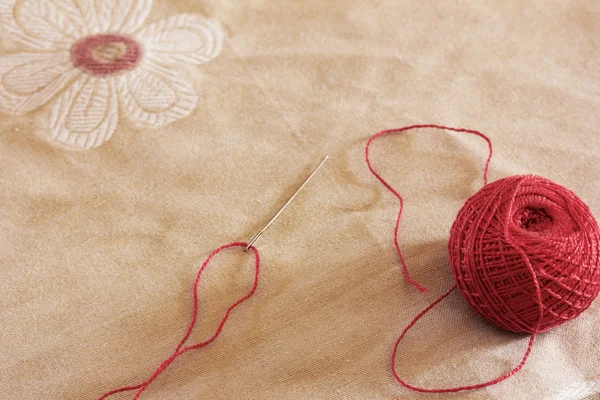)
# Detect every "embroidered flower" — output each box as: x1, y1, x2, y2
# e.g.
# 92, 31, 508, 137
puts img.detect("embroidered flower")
0, 0, 223, 150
